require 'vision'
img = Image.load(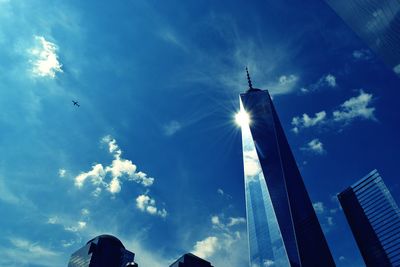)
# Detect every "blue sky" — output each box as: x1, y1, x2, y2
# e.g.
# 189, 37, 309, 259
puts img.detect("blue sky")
0, 0, 400, 266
